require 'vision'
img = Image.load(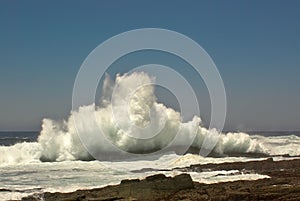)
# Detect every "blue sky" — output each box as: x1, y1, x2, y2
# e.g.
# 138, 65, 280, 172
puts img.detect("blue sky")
0, 1, 299, 131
